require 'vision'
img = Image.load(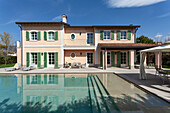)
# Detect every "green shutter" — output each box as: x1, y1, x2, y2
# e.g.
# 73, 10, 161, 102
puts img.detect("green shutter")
117, 31, 121, 40
44, 31, 47, 40
54, 75, 58, 84
44, 74, 47, 84
26, 75, 30, 85
55, 31, 58, 40
37, 31, 41, 40
54, 52, 58, 68
128, 30, 131, 40
37, 75, 41, 84
111, 52, 115, 67
100, 31, 104, 40
26, 52, 30, 67
37, 52, 41, 68
100, 51, 103, 67
117, 52, 121, 67
26, 31, 29, 41
26, 96, 30, 105
44, 52, 47, 68
111, 31, 114, 40
128, 52, 129, 66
